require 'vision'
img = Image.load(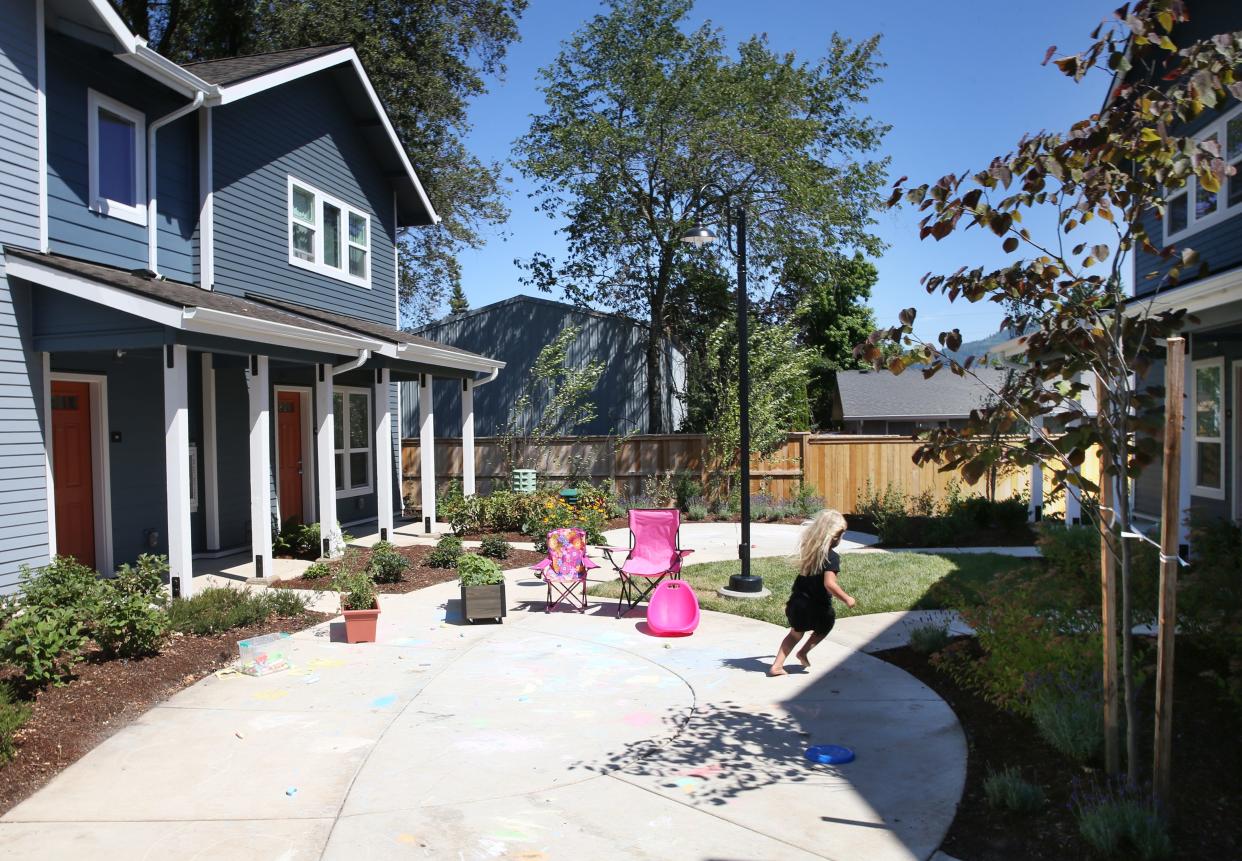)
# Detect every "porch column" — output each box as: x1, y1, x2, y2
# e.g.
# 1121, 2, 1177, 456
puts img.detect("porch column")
461, 378, 476, 497
1178, 335, 1193, 554
201, 354, 220, 551
419, 373, 435, 532
1065, 469, 1082, 525
1028, 419, 1043, 522
373, 367, 393, 542
163, 344, 193, 597
246, 355, 272, 578
316, 364, 343, 557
